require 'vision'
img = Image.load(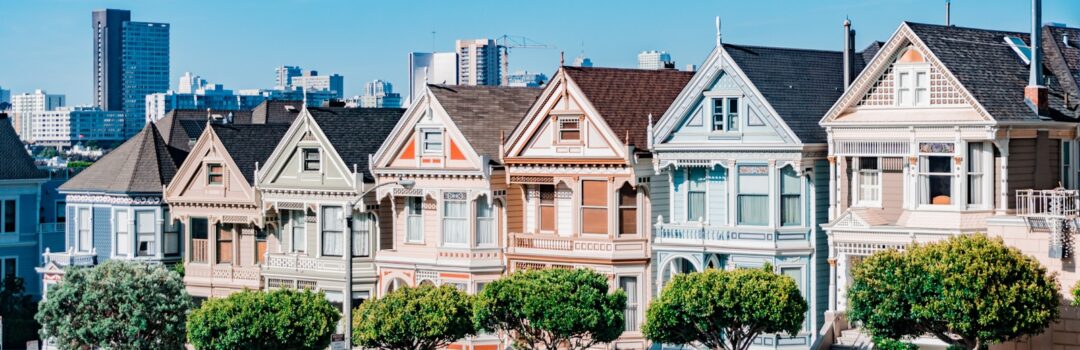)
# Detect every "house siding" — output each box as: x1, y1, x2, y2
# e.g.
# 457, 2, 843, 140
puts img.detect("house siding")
93, 207, 112, 260
813, 159, 830, 331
